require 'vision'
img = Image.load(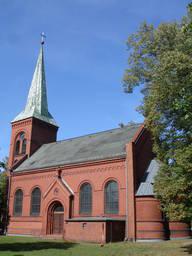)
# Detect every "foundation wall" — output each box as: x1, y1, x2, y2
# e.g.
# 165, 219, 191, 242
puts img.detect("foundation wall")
8, 217, 42, 236
169, 222, 191, 240
136, 197, 166, 240
64, 221, 106, 243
